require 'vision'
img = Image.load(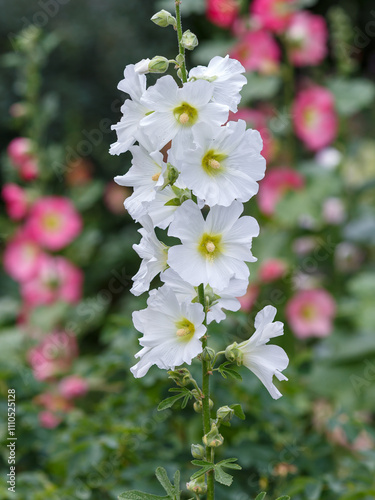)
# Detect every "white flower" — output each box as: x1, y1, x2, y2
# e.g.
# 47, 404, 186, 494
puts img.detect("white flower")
109, 65, 150, 156
189, 55, 247, 112
139, 75, 229, 151
177, 120, 265, 207
130, 286, 206, 378
135, 58, 151, 74
233, 305, 289, 400
161, 268, 248, 324
131, 216, 168, 296
145, 185, 186, 229
167, 200, 259, 291
114, 144, 165, 221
